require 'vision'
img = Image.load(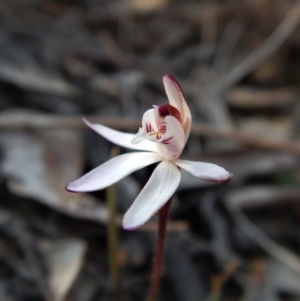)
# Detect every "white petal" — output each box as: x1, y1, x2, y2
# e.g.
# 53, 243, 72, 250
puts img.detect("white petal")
131, 109, 158, 145
175, 159, 232, 183
123, 160, 181, 230
66, 152, 162, 192
141, 108, 158, 132
156, 116, 186, 160
163, 75, 191, 140
83, 118, 157, 152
